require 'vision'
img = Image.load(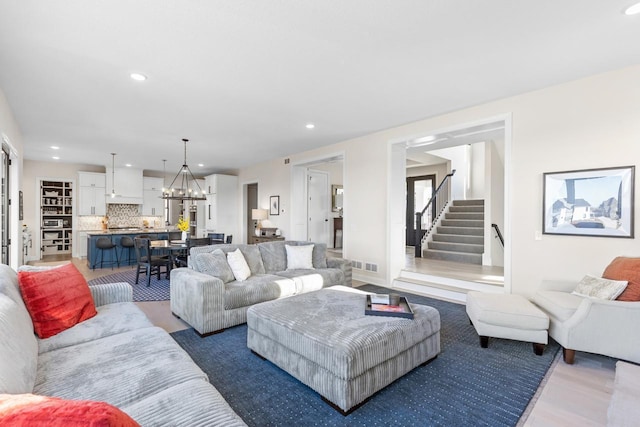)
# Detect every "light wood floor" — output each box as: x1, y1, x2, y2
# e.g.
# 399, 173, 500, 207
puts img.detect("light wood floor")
55, 257, 616, 426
